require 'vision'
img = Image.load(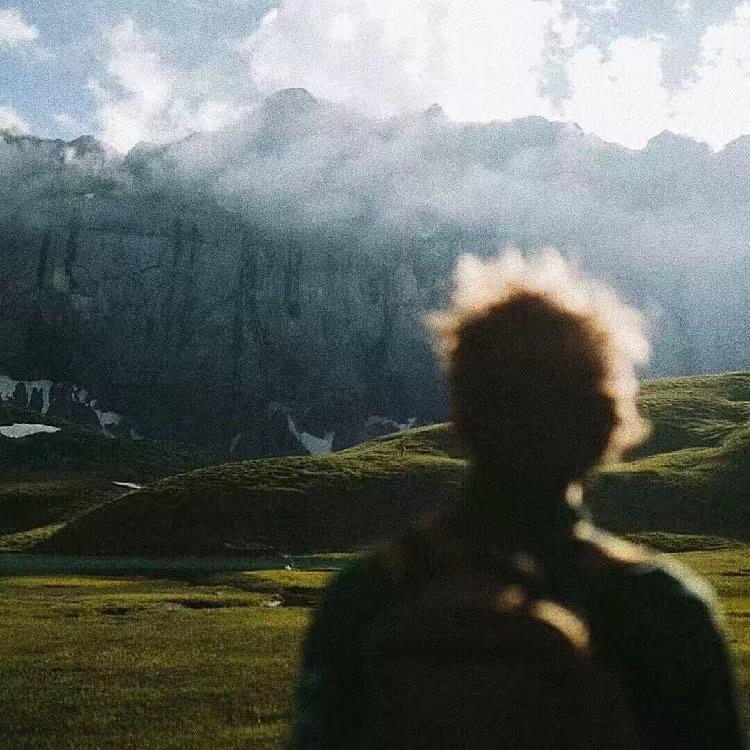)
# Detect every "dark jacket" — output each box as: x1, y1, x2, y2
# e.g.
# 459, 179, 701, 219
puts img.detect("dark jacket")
288, 498, 746, 749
